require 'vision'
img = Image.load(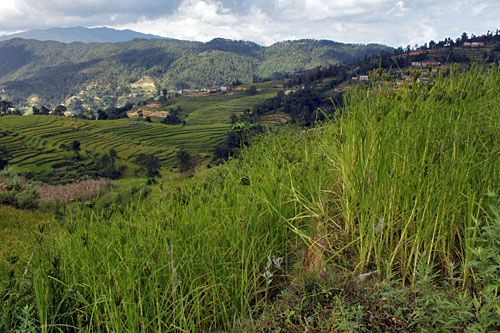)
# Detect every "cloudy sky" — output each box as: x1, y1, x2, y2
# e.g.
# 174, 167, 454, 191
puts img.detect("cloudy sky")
0, 0, 498, 47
